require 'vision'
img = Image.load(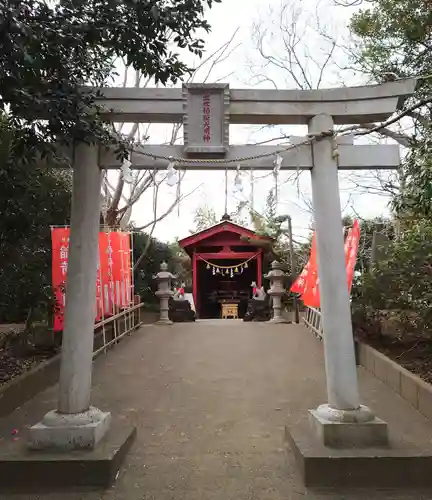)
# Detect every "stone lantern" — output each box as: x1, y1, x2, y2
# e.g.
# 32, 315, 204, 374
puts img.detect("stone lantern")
265, 260, 290, 324
154, 262, 176, 325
